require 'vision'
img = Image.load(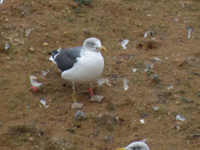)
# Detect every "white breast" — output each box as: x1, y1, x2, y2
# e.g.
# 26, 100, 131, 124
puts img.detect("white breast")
61, 51, 104, 82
